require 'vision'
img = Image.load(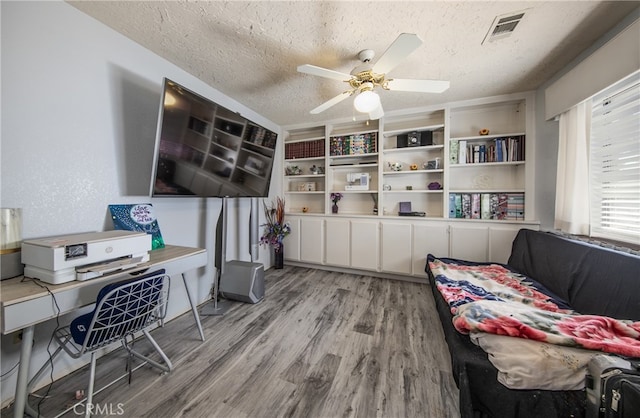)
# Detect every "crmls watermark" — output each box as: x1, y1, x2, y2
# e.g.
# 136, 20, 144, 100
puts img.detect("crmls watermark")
73, 403, 125, 416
